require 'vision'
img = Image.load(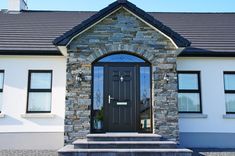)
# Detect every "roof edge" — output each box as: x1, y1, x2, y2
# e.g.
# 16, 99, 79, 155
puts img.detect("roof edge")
53, 0, 191, 47
122, 1, 191, 47
18, 10, 235, 14
178, 51, 235, 57
53, 1, 121, 46
0, 50, 62, 56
